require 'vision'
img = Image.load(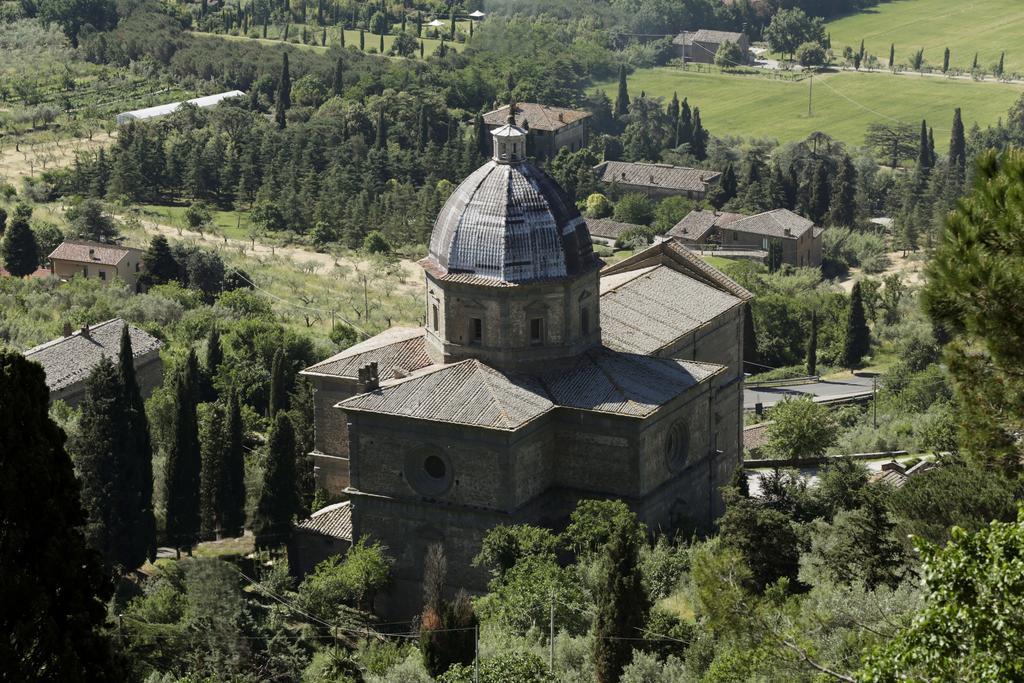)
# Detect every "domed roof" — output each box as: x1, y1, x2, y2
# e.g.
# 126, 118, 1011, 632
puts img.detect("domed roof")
426, 160, 597, 284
